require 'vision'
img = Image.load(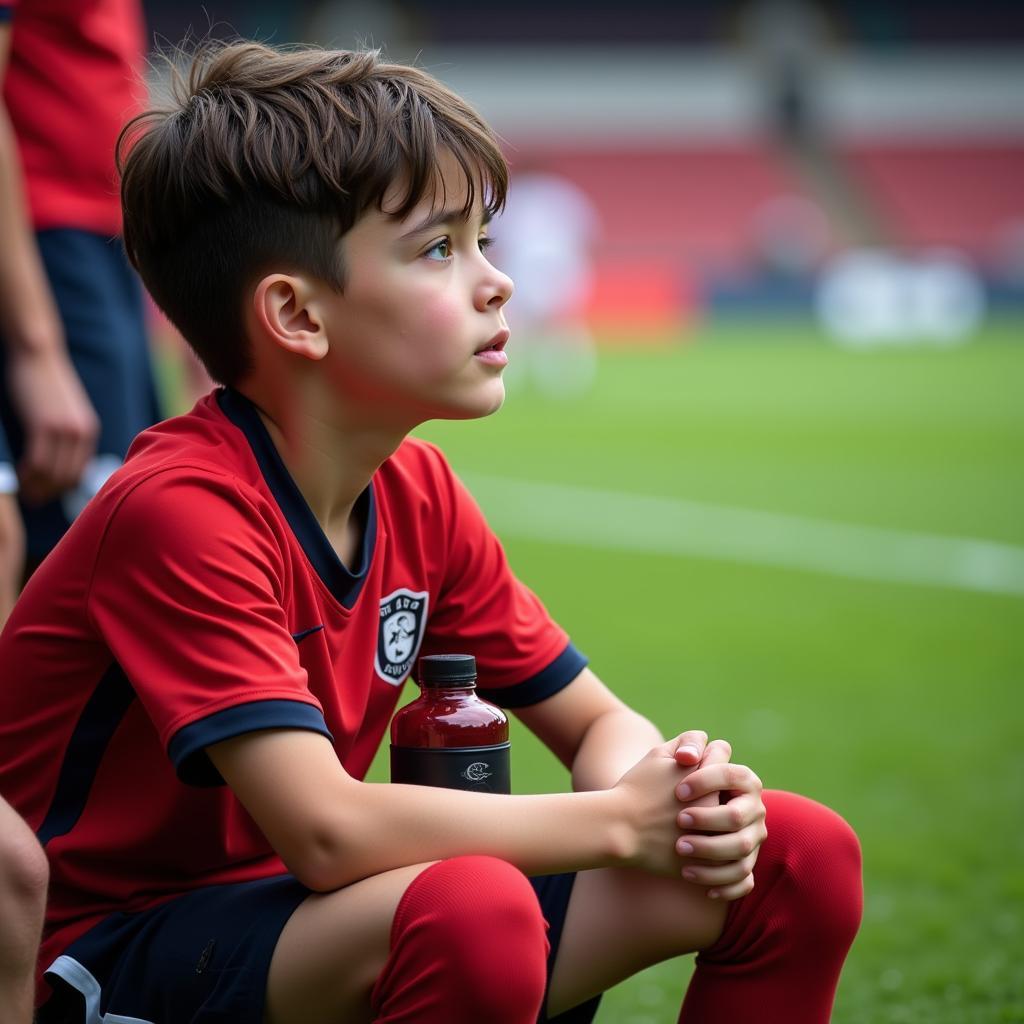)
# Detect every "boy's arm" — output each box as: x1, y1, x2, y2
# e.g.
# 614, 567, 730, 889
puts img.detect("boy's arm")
515, 665, 672, 791
207, 724, 694, 893
0, 22, 98, 502
515, 667, 768, 897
